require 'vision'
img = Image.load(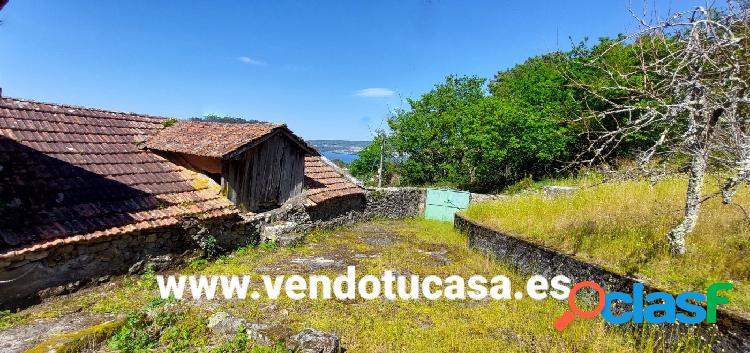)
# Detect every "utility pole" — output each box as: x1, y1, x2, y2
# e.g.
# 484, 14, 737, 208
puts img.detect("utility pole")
377, 132, 385, 188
